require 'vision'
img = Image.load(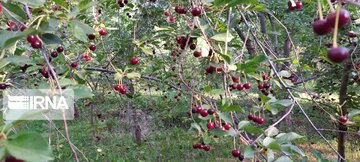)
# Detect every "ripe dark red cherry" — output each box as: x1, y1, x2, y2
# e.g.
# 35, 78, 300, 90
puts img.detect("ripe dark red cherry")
207, 121, 215, 130
236, 83, 244, 91
190, 44, 196, 50
312, 19, 333, 35
31, 41, 42, 49
57, 46, 64, 53
204, 145, 211, 151
164, 10, 170, 16
41, 69, 49, 78
193, 143, 200, 149
295, 1, 302, 9
0, 83, 7, 90
207, 108, 216, 115
130, 57, 139, 65
216, 67, 223, 72
327, 46, 349, 63
114, 84, 121, 91
244, 82, 251, 89
255, 117, 265, 125
347, 31, 357, 38
198, 144, 205, 149
5, 156, 25, 162
85, 56, 91, 61
175, 6, 186, 14
70, 62, 78, 68
191, 7, 202, 16
223, 123, 231, 130
98, 28, 107, 35
205, 66, 216, 74
88, 34, 96, 40
51, 51, 58, 58
232, 76, 240, 83
169, 16, 175, 22
247, 114, 255, 121
288, 1, 296, 10
200, 109, 208, 117
89, 44, 97, 51
232, 149, 241, 157
116, 85, 126, 94
258, 83, 264, 89
195, 105, 203, 112
326, 9, 351, 28
27, 35, 38, 44
193, 51, 202, 57
264, 82, 270, 89
339, 116, 348, 124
